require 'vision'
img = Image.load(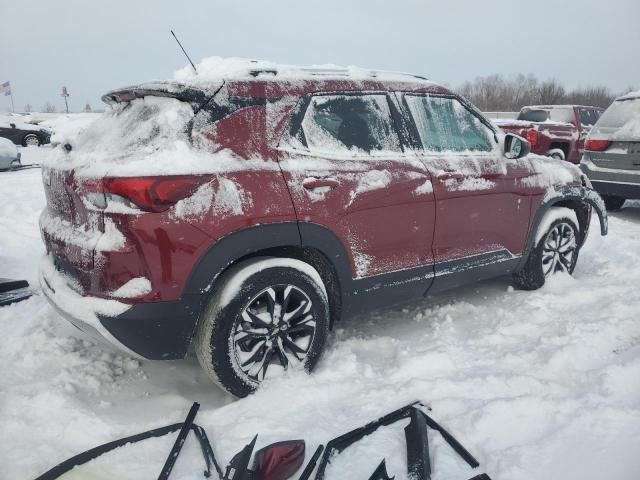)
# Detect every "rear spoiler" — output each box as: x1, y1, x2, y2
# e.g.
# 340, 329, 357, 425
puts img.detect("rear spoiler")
101, 81, 220, 109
